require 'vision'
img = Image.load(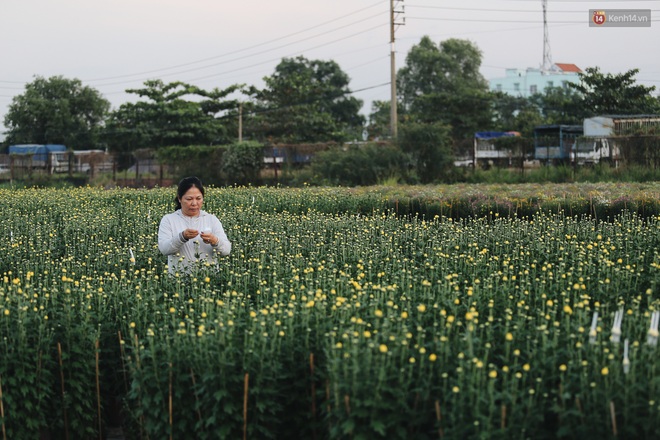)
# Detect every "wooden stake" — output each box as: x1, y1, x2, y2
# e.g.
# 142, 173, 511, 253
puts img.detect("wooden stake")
310, 353, 317, 440
325, 380, 331, 414
169, 363, 173, 440
133, 334, 140, 369
190, 368, 203, 423
132, 334, 147, 440
310, 353, 316, 419
325, 380, 332, 433
574, 395, 585, 427
501, 404, 507, 430
95, 340, 102, 440
127, 334, 147, 440
610, 400, 618, 437
57, 342, 70, 440
243, 372, 249, 440
434, 400, 444, 439
243, 373, 250, 440
344, 395, 351, 415
0, 374, 7, 440
118, 331, 128, 393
